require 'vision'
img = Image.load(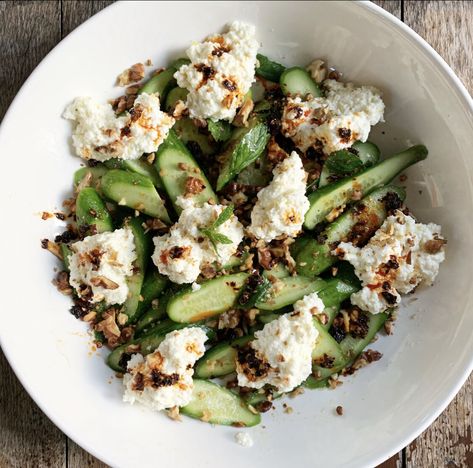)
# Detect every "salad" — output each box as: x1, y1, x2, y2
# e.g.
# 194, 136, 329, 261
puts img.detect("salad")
42, 21, 446, 439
